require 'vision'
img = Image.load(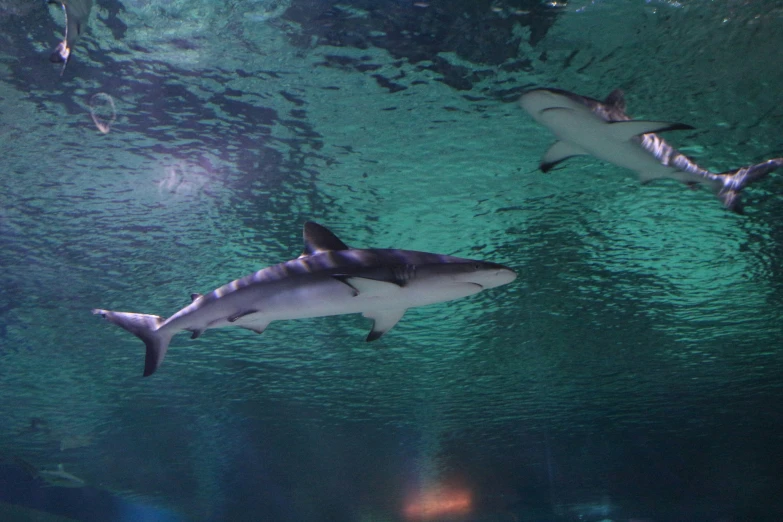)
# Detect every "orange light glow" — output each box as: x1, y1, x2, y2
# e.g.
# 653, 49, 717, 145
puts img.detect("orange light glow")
403, 486, 472, 520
